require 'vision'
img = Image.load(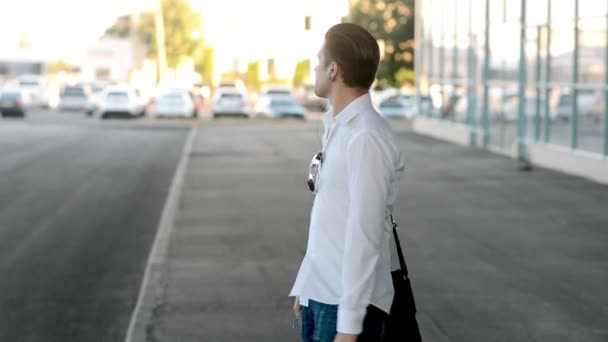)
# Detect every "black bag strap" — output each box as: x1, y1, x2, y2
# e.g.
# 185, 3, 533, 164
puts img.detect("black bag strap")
391, 214, 410, 279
